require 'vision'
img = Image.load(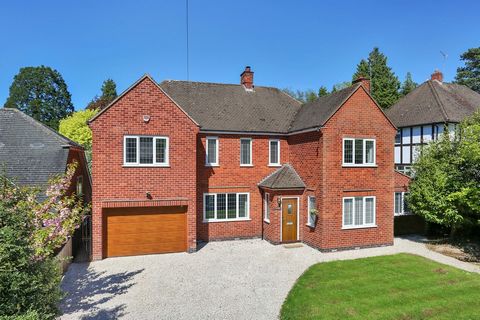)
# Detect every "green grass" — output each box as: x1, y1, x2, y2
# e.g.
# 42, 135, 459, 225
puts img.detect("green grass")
280, 254, 480, 320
